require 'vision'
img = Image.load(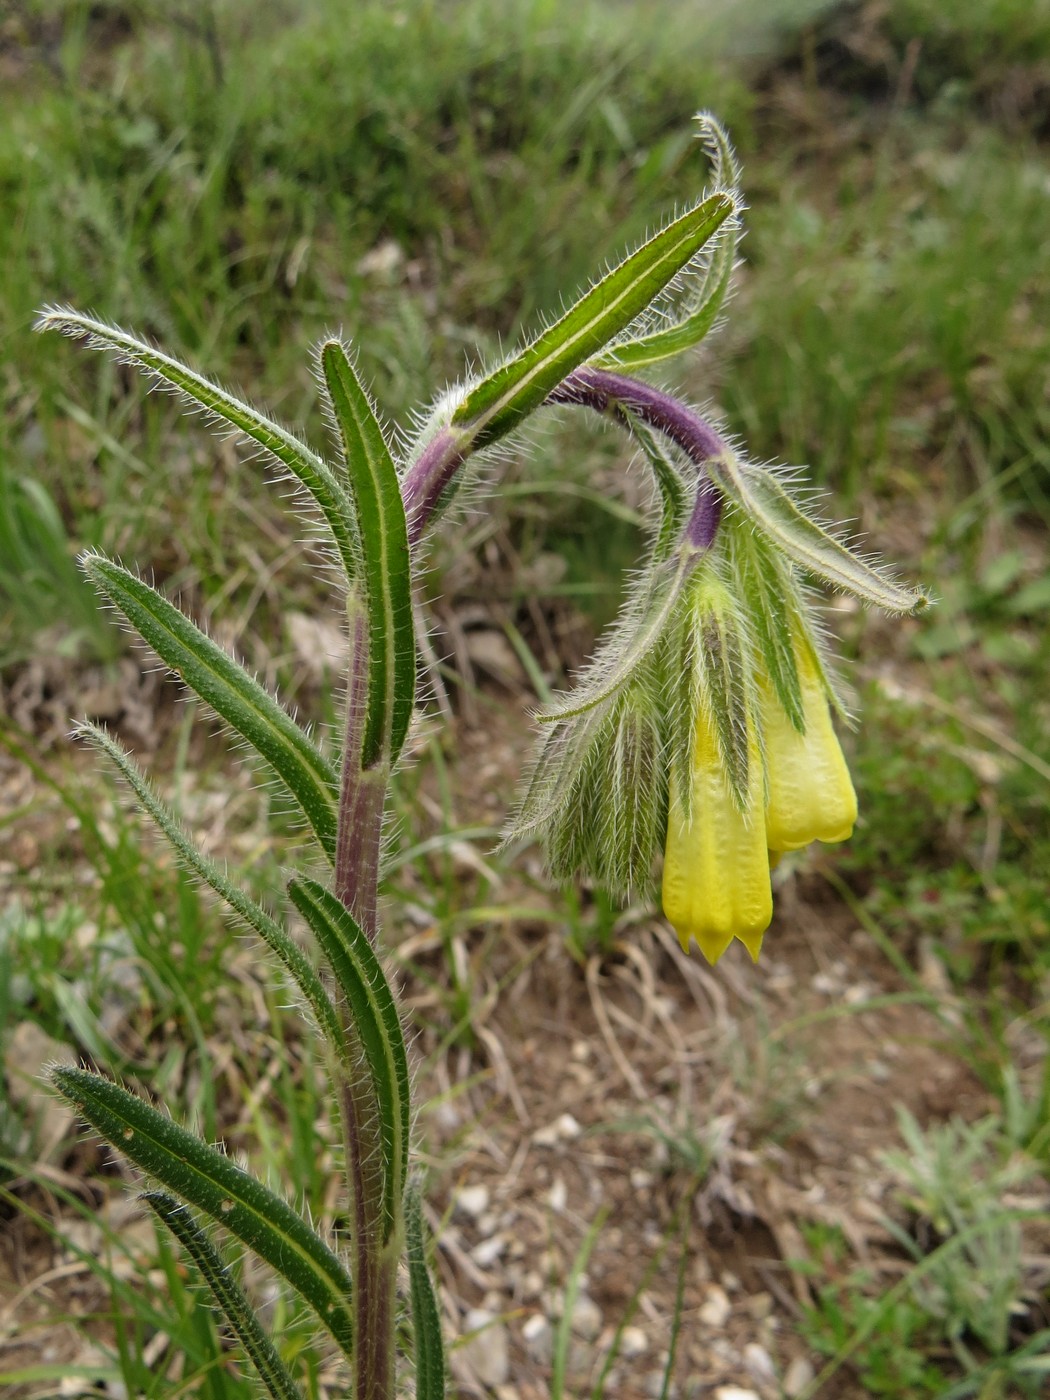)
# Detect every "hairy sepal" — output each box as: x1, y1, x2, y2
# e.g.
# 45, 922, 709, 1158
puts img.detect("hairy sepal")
671, 567, 756, 815
727, 527, 806, 733
538, 548, 699, 724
